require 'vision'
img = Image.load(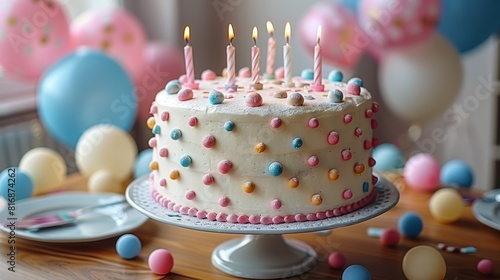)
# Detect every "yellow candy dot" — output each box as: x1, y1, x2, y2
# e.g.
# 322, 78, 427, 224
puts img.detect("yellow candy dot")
169, 170, 180, 180
255, 143, 266, 153
149, 161, 158, 170
242, 181, 255, 193
354, 163, 365, 174
221, 68, 228, 77
311, 194, 322, 205
288, 177, 299, 188
147, 117, 156, 129
328, 169, 340, 180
